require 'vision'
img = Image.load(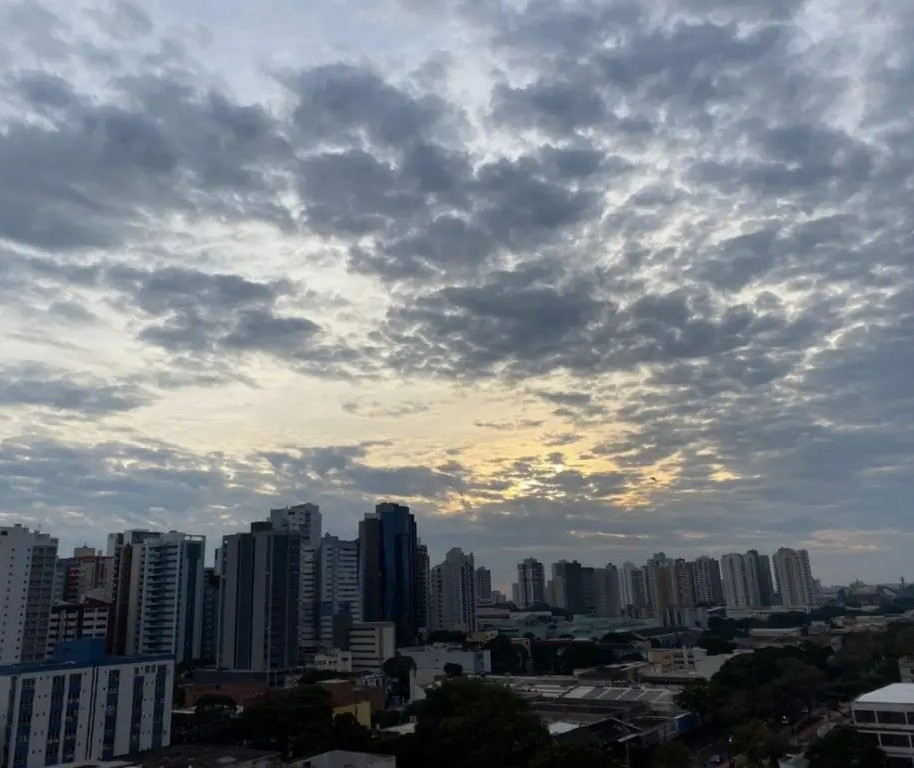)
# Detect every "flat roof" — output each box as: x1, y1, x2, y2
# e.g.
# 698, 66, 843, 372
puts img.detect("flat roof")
856, 684, 914, 705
